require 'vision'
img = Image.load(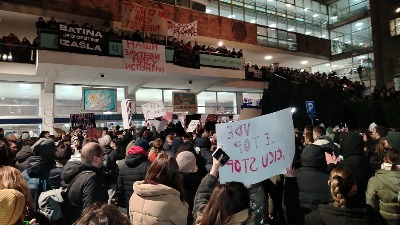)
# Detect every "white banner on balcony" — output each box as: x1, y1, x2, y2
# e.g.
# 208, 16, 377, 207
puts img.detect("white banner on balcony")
123, 40, 166, 74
